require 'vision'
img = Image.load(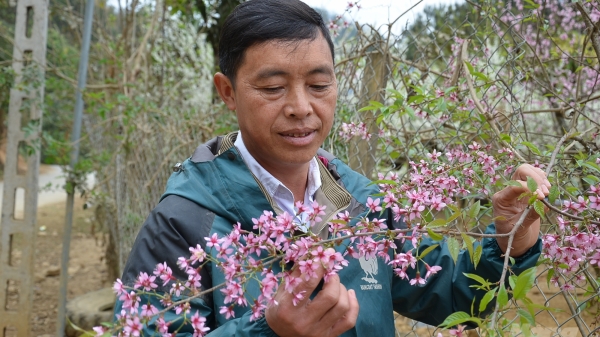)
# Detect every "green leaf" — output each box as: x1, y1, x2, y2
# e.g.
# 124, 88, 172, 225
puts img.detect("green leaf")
524, 0, 540, 9
527, 176, 538, 194
368, 100, 384, 108
423, 210, 434, 222
505, 180, 523, 187
497, 283, 508, 307
463, 273, 490, 287
447, 237, 460, 264
548, 186, 559, 204
500, 133, 512, 142
418, 244, 439, 259
447, 210, 462, 223
440, 311, 481, 328
461, 233, 474, 262
582, 161, 600, 173
479, 287, 497, 313
428, 218, 447, 227
521, 141, 542, 155
509, 275, 517, 290
533, 200, 545, 217
473, 245, 482, 269
528, 195, 538, 205
513, 267, 537, 300
518, 309, 536, 326
447, 204, 459, 212
427, 228, 443, 241
546, 268, 555, 288
583, 175, 600, 185
464, 60, 475, 74
468, 200, 481, 219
